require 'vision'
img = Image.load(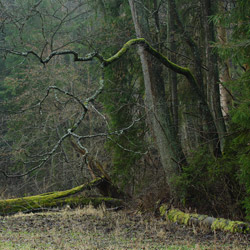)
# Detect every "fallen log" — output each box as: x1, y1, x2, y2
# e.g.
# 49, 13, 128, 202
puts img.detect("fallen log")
160, 204, 250, 234
0, 177, 124, 216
